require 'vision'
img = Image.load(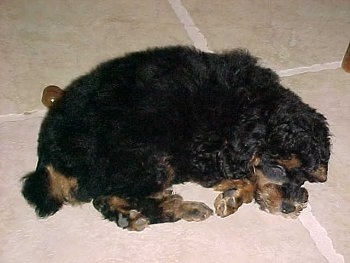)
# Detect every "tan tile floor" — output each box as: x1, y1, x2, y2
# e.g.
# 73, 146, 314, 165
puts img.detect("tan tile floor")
0, 1, 349, 262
